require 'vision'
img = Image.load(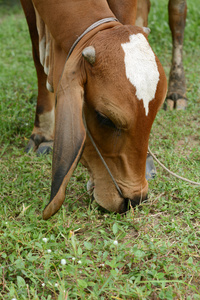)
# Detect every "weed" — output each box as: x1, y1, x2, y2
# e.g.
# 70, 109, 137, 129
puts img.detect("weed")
0, 1, 199, 299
